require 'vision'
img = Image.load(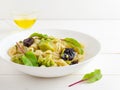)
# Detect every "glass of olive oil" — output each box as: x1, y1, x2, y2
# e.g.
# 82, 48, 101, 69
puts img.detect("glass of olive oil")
13, 13, 37, 30
14, 18, 36, 29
